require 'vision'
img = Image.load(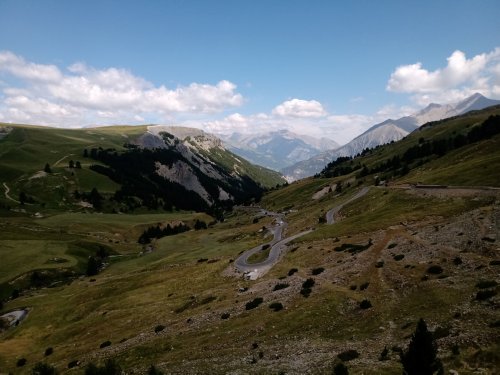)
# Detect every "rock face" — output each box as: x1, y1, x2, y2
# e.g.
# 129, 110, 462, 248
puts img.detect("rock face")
131, 125, 284, 208
282, 93, 500, 181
